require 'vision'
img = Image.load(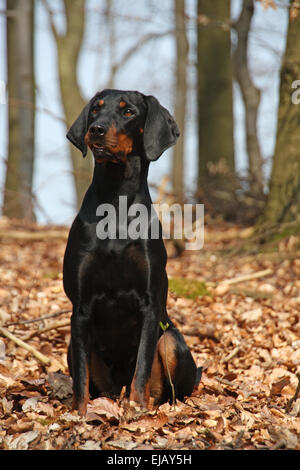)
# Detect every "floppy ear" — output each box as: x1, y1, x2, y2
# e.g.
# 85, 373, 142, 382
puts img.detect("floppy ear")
66, 93, 100, 157
143, 95, 180, 161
